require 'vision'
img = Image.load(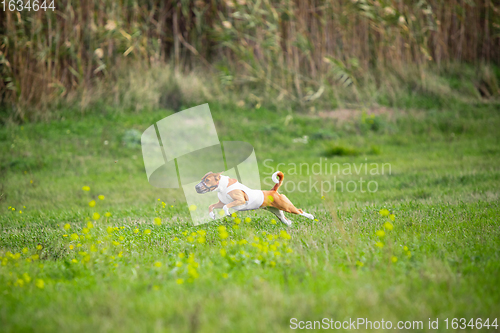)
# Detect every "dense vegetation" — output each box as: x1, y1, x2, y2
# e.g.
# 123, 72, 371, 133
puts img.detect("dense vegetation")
1, 0, 500, 120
